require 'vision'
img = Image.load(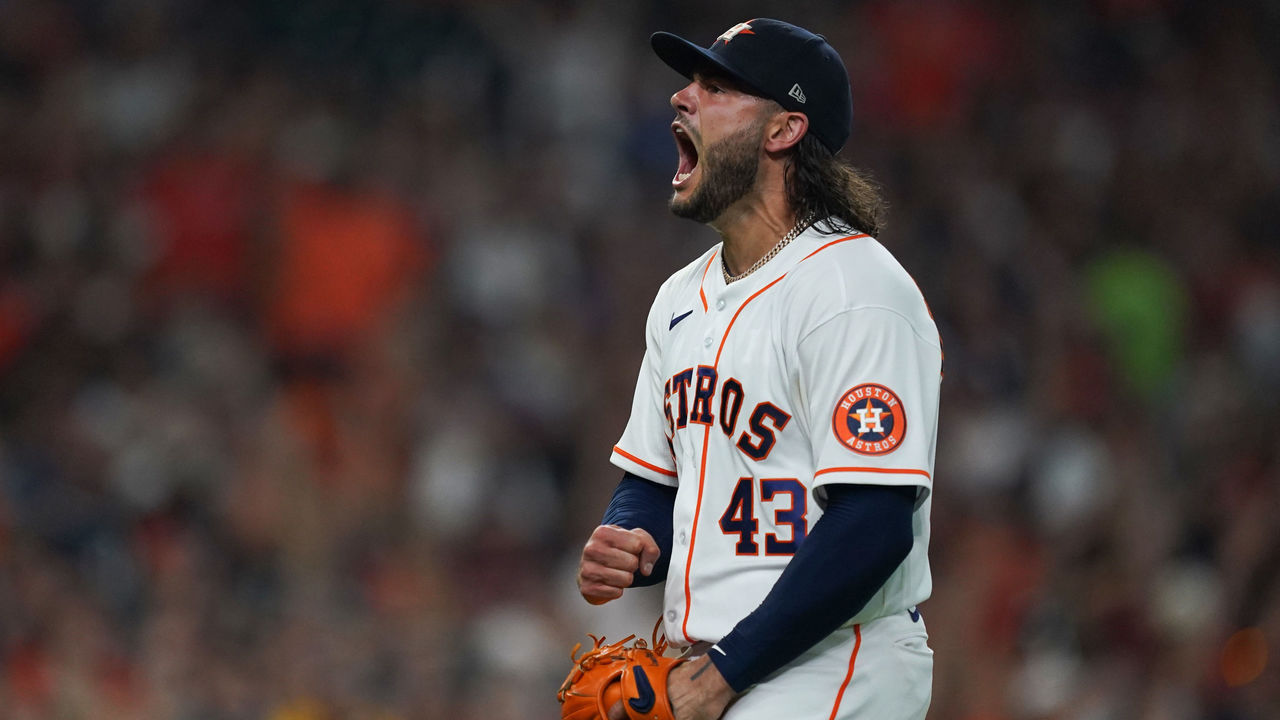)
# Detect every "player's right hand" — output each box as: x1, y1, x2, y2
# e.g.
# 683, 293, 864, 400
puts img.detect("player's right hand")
577, 525, 661, 604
